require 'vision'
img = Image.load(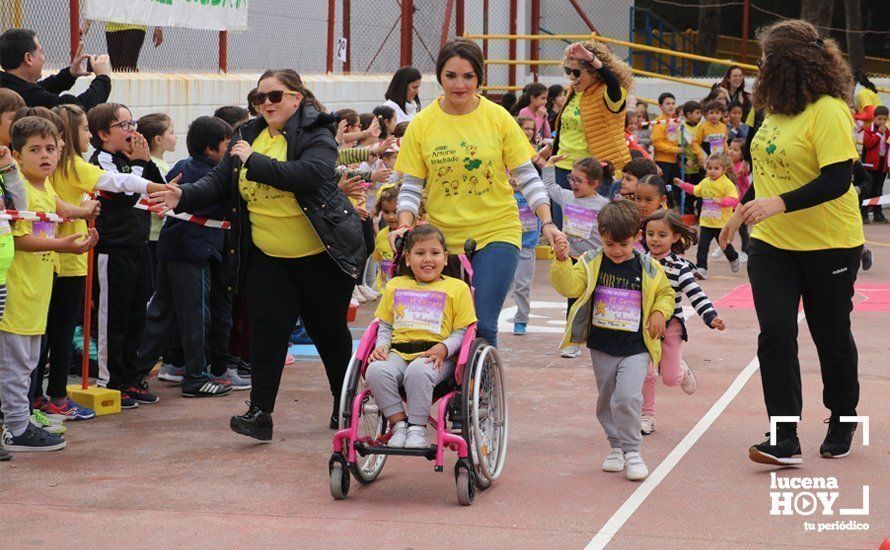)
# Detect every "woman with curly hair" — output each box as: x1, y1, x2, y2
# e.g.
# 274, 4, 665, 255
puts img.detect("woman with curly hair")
550, 41, 634, 219
719, 20, 864, 467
